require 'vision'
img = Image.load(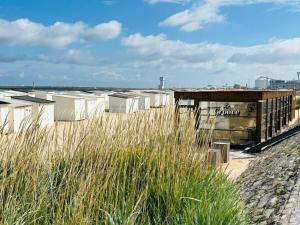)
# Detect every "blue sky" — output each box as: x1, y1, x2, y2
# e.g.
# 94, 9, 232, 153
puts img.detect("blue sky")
0, 0, 300, 88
